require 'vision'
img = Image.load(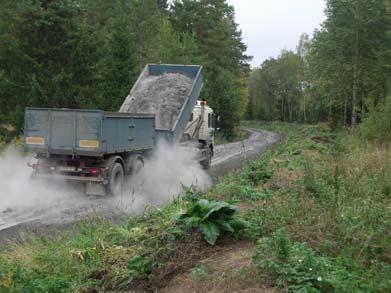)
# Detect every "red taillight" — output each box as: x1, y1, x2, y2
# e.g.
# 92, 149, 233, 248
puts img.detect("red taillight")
89, 167, 100, 176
